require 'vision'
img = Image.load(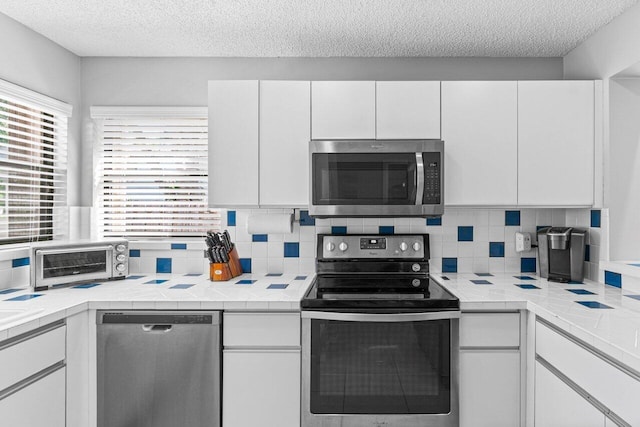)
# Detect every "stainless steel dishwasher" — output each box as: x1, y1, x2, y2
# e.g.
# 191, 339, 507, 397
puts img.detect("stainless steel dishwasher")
97, 311, 221, 427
